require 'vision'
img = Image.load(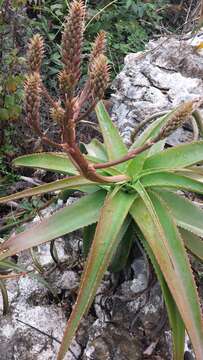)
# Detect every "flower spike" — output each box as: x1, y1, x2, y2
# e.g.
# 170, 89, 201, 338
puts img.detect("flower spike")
27, 34, 44, 73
